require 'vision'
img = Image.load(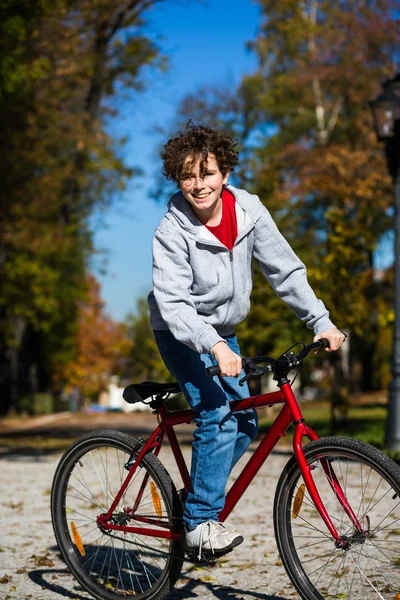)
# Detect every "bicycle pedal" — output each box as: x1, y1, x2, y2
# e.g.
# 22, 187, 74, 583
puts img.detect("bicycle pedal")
185, 550, 219, 564
185, 546, 234, 564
